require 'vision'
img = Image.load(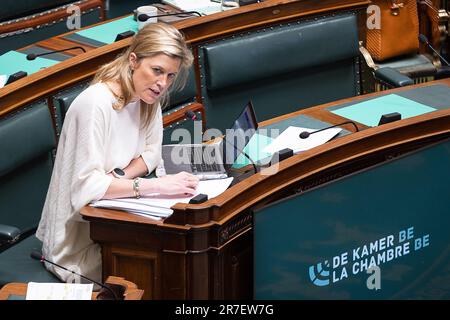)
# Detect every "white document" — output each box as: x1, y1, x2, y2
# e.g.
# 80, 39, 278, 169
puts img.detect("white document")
90, 177, 234, 219
90, 199, 173, 220
263, 126, 342, 154
162, 0, 222, 15
0, 74, 7, 88
26, 282, 93, 300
